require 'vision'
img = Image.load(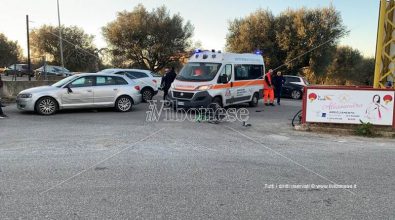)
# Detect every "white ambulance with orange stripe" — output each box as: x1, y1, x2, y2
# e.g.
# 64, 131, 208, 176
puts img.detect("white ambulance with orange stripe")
167, 50, 265, 108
